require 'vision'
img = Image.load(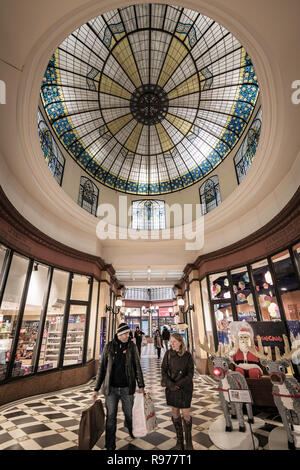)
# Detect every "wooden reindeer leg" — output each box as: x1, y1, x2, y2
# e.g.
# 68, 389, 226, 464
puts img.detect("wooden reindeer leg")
218, 390, 232, 432
246, 403, 254, 424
